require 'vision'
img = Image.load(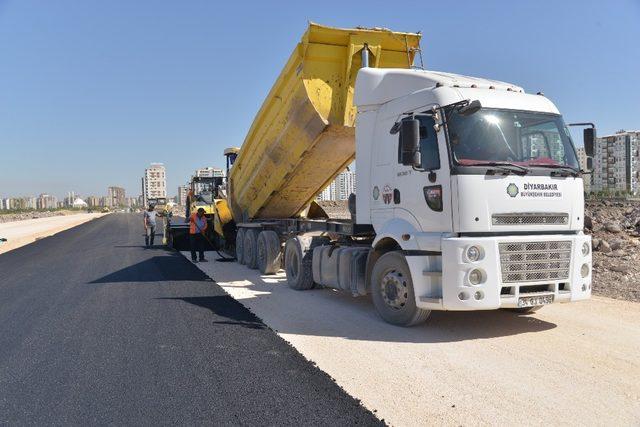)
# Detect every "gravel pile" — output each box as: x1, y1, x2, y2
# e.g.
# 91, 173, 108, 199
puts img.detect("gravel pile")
585, 200, 640, 303
317, 200, 351, 219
